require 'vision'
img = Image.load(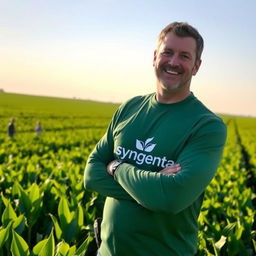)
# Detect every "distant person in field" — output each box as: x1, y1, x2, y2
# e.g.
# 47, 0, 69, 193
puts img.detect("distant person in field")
8, 118, 15, 137
35, 121, 42, 136
84, 22, 227, 256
